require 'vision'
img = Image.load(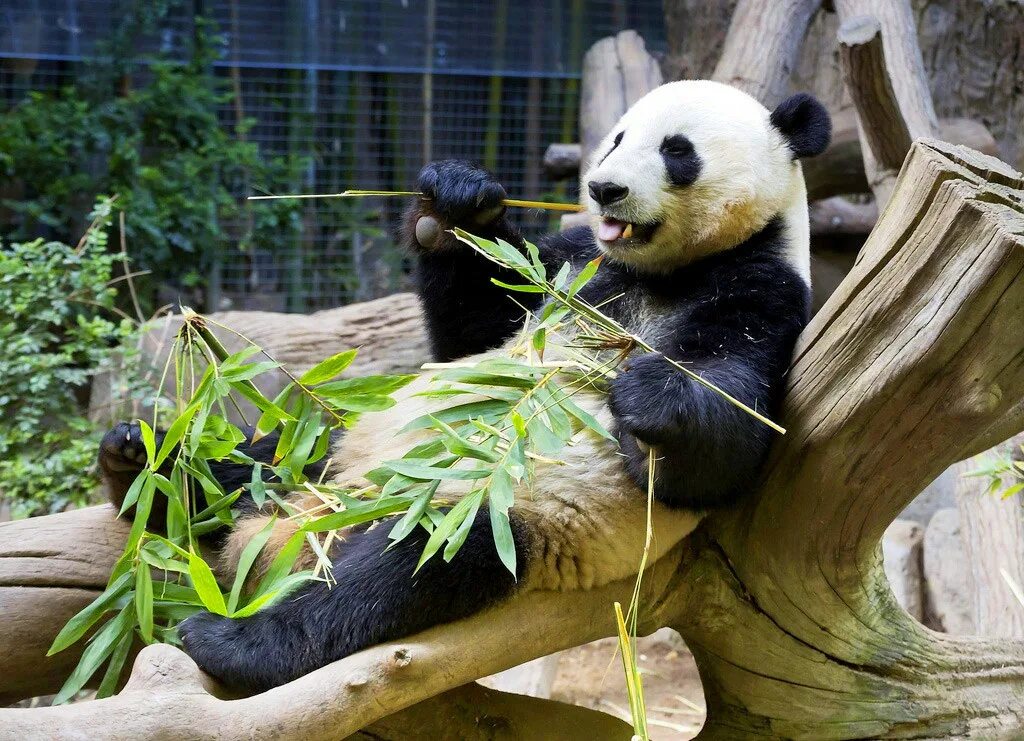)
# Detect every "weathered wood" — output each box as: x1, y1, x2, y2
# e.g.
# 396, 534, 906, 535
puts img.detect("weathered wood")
91, 292, 431, 426
711, 0, 823, 104
954, 434, 1024, 639
0, 505, 131, 704
578, 31, 662, 173
838, 16, 914, 170
835, 0, 939, 205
